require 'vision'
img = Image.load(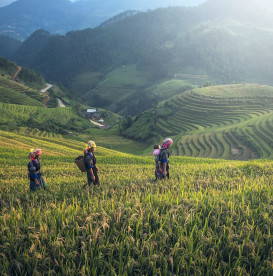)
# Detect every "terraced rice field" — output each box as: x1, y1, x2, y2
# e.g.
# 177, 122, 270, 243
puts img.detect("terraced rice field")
173, 111, 273, 160
0, 130, 272, 275
0, 76, 43, 106
0, 102, 90, 132
125, 84, 273, 160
